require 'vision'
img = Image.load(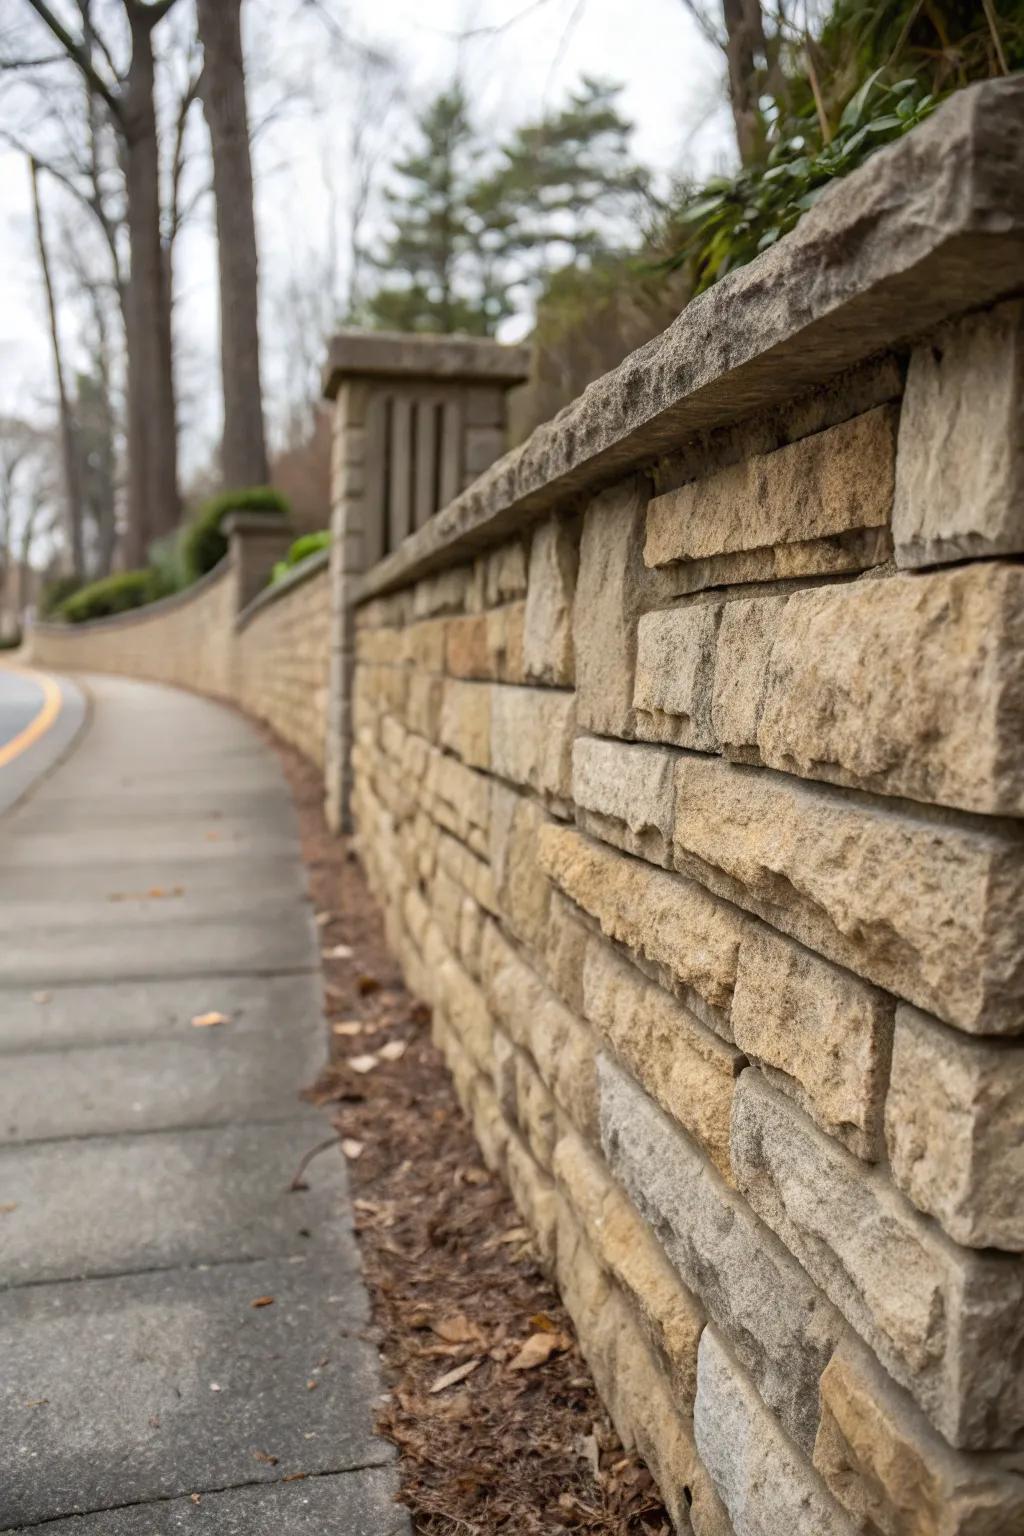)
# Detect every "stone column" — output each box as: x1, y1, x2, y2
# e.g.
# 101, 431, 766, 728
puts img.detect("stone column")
223, 510, 293, 614
321, 330, 531, 831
